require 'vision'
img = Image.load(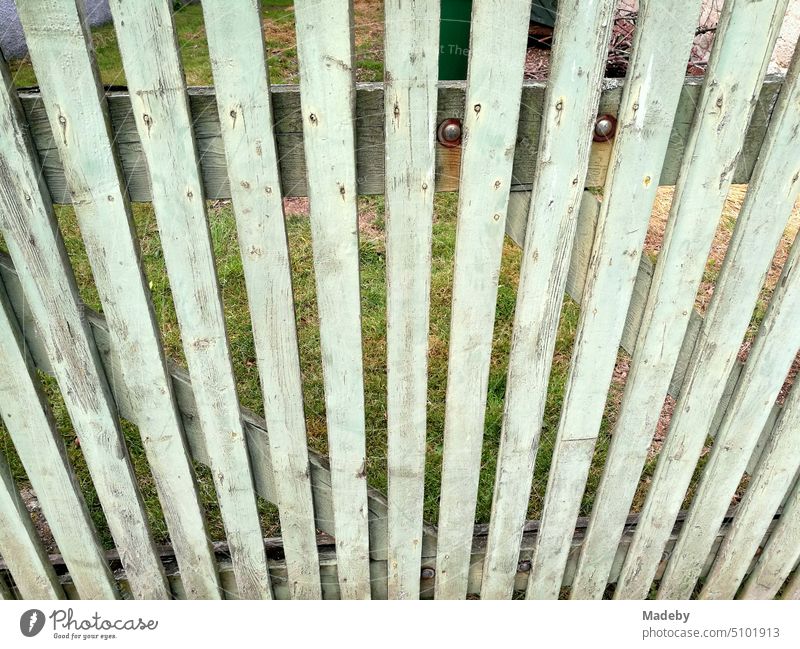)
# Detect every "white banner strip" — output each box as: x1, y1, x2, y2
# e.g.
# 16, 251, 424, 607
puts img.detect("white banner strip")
0, 600, 798, 647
